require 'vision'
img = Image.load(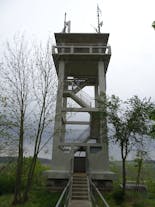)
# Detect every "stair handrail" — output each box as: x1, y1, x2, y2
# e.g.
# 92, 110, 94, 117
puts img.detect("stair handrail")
89, 178, 110, 207
55, 178, 72, 207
